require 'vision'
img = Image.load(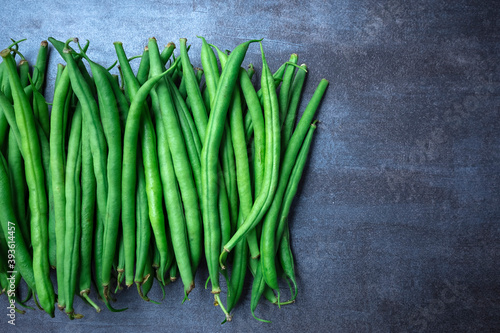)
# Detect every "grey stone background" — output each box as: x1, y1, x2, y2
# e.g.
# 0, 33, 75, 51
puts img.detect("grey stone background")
0, 0, 499, 331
